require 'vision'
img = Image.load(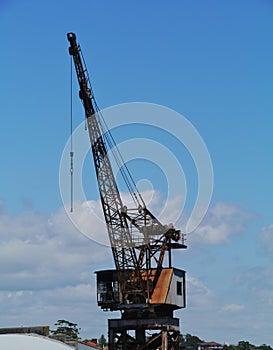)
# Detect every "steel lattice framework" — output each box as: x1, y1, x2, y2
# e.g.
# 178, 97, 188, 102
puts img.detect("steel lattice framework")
67, 32, 185, 305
